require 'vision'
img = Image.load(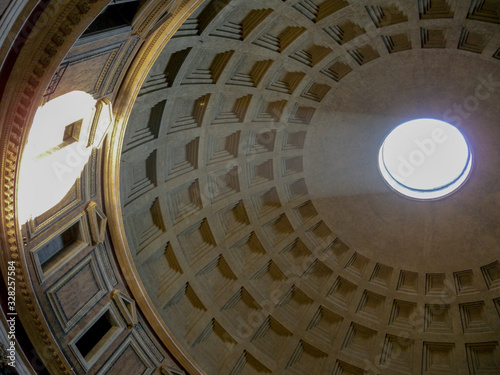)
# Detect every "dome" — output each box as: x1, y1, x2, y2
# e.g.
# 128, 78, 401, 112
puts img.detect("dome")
1, 0, 500, 374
